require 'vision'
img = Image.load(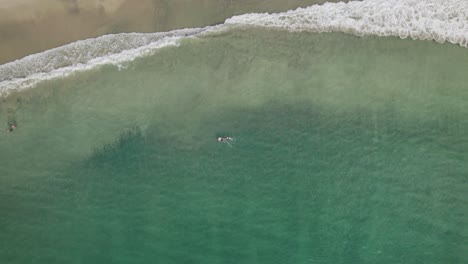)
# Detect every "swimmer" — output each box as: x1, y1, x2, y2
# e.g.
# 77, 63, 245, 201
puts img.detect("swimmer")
5, 124, 16, 133
217, 136, 233, 143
